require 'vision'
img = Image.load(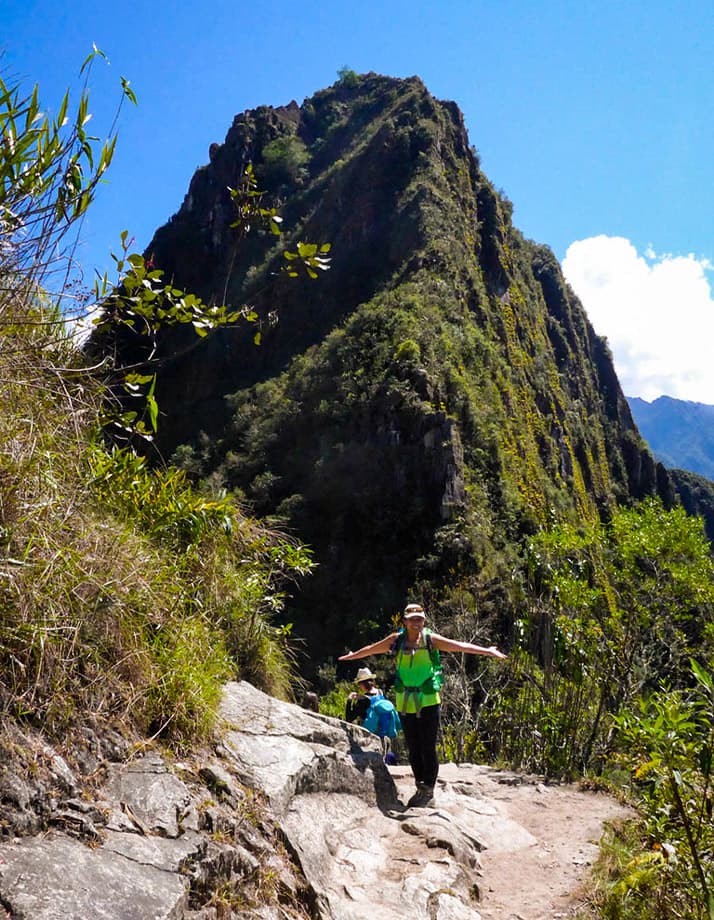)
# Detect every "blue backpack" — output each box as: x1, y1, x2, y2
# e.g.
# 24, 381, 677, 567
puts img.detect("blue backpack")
362, 695, 402, 739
